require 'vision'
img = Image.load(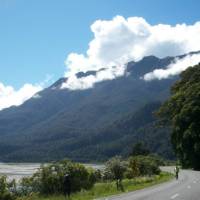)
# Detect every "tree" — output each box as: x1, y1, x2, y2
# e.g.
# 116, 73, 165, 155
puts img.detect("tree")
125, 158, 140, 178
158, 64, 200, 169
105, 157, 127, 190
130, 142, 150, 156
